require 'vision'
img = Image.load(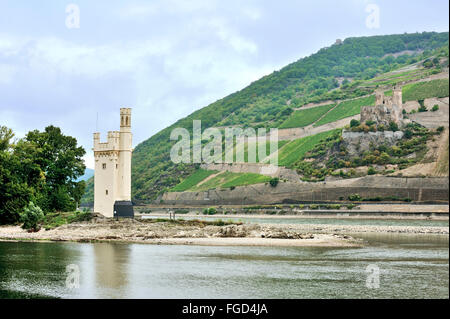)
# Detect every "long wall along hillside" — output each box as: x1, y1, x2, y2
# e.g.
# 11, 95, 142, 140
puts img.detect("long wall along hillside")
81, 32, 449, 206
